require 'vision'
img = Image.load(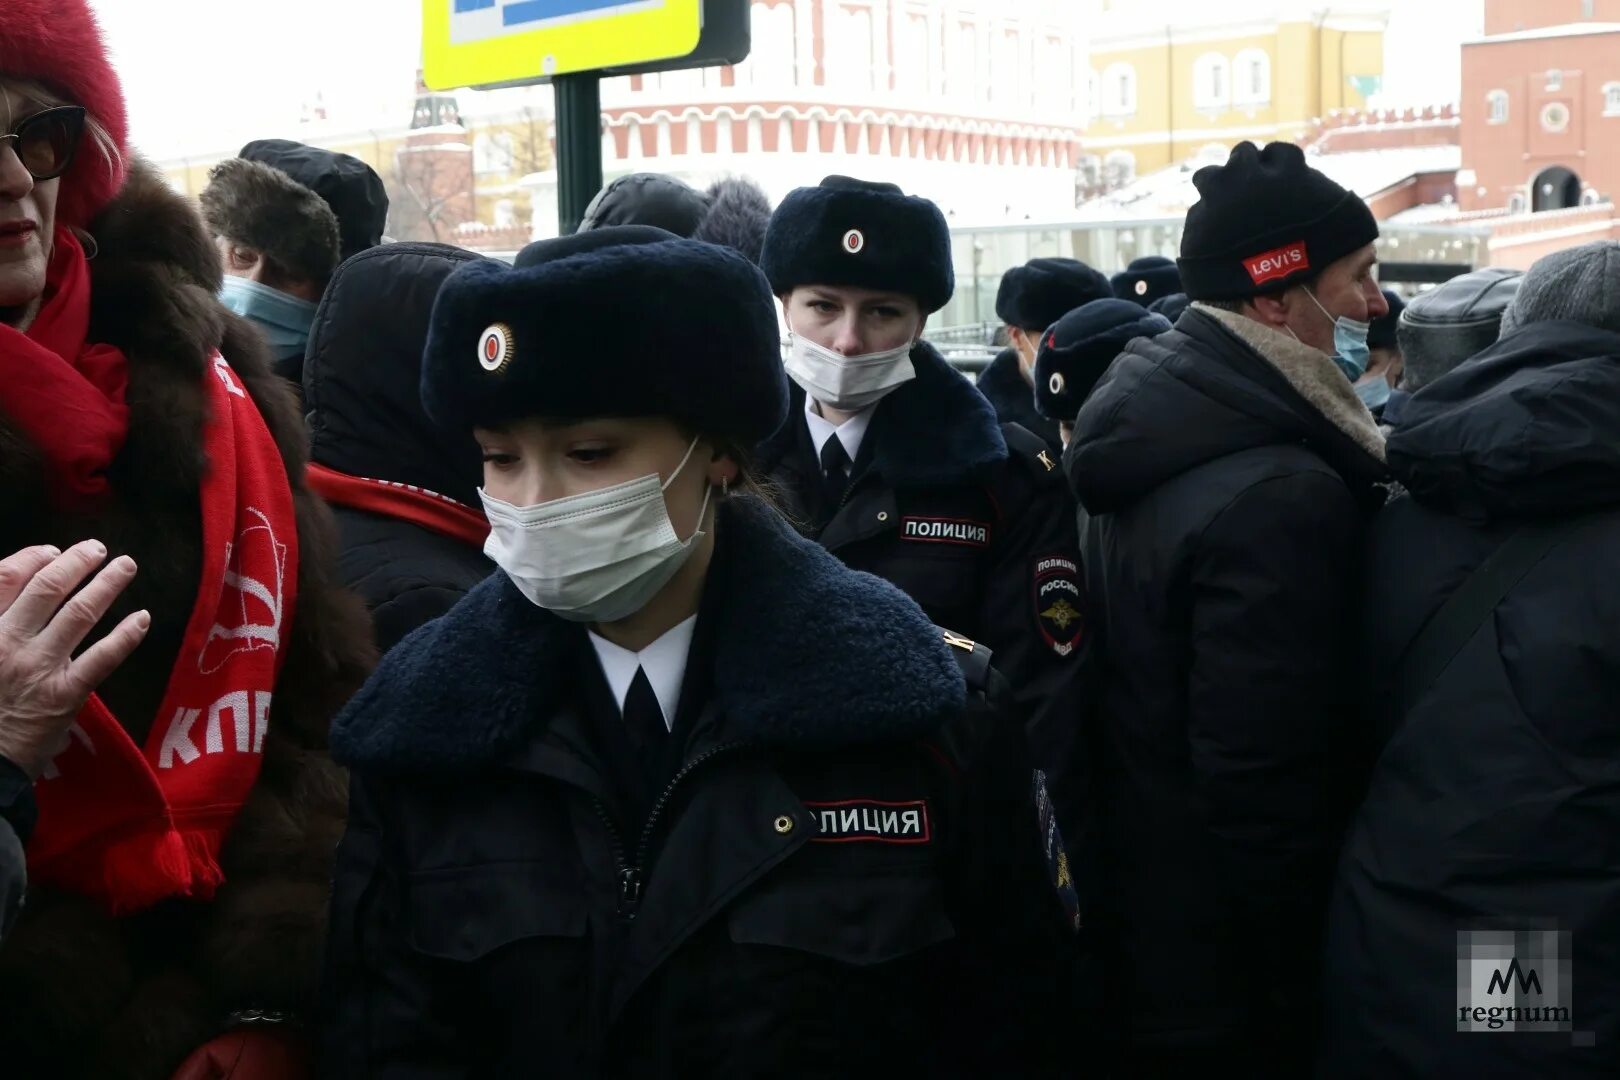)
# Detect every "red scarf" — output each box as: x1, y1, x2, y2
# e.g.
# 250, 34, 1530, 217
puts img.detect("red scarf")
306, 462, 489, 549
0, 228, 130, 510
26, 352, 300, 914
